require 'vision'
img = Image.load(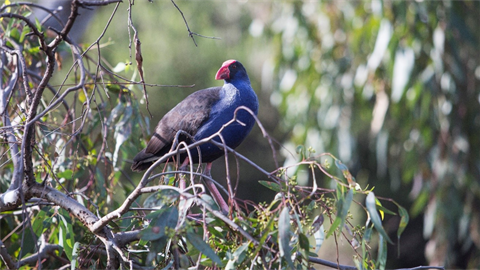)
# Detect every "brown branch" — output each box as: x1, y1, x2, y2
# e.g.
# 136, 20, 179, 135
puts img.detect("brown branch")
18, 243, 62, 267
0, 239, 16, 269
1, 2, 65, 27
0, 13, 47, 50
79, 0, 123, 6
